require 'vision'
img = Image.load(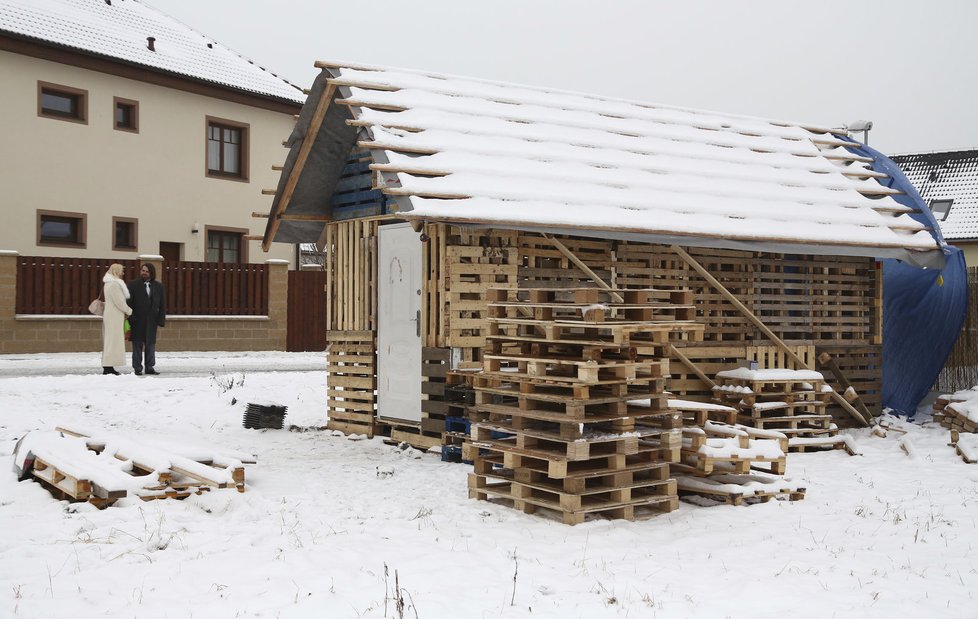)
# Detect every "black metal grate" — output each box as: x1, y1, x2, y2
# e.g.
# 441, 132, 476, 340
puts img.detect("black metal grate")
243, 403, 288, 430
